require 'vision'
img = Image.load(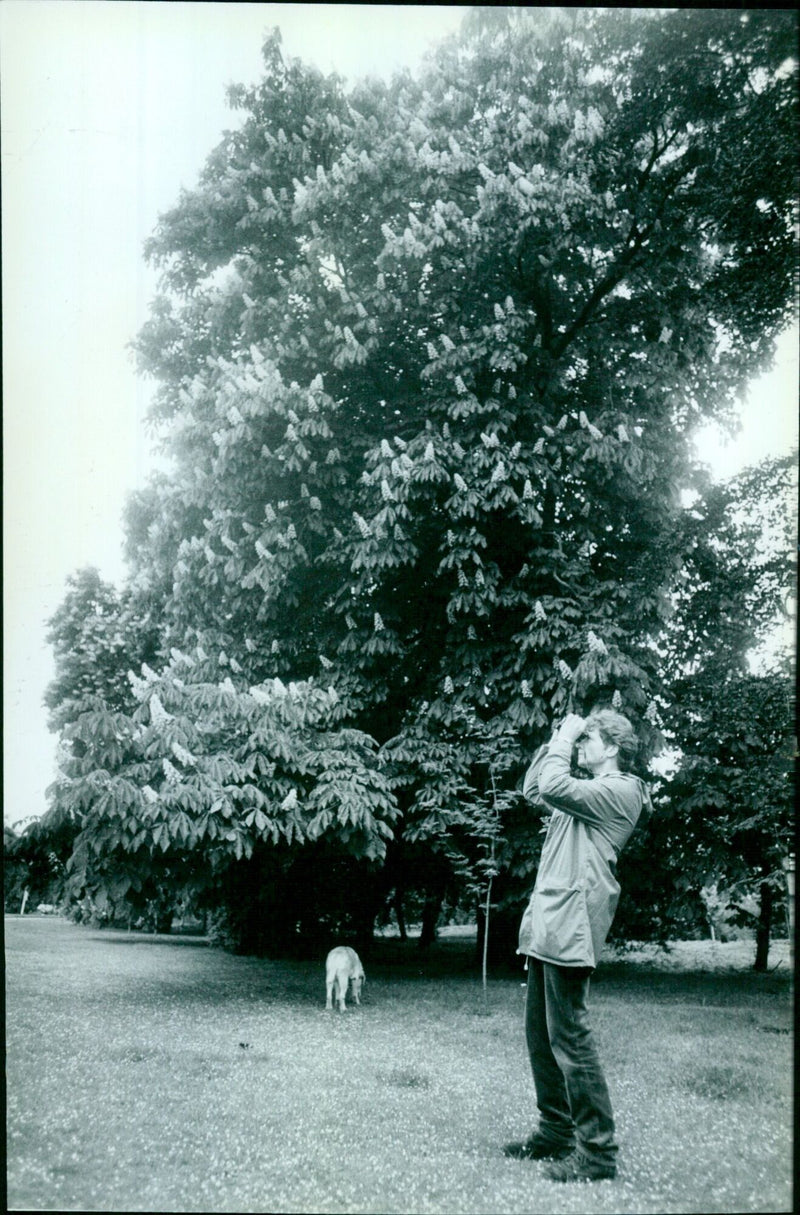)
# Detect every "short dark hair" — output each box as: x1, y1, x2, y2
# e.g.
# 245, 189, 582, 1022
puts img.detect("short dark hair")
585, 709, 639, 772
